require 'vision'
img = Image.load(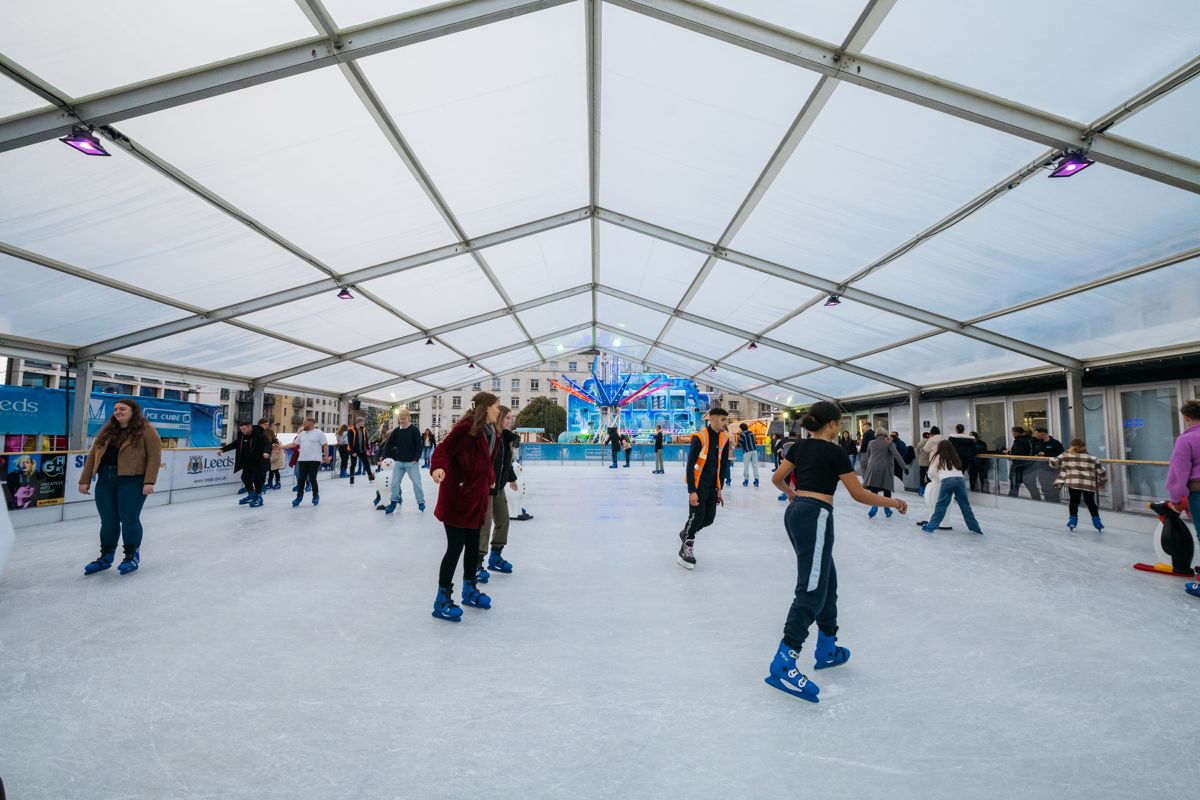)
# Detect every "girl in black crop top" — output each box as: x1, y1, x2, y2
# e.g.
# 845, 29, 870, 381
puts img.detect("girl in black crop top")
764, 402, 906, 705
